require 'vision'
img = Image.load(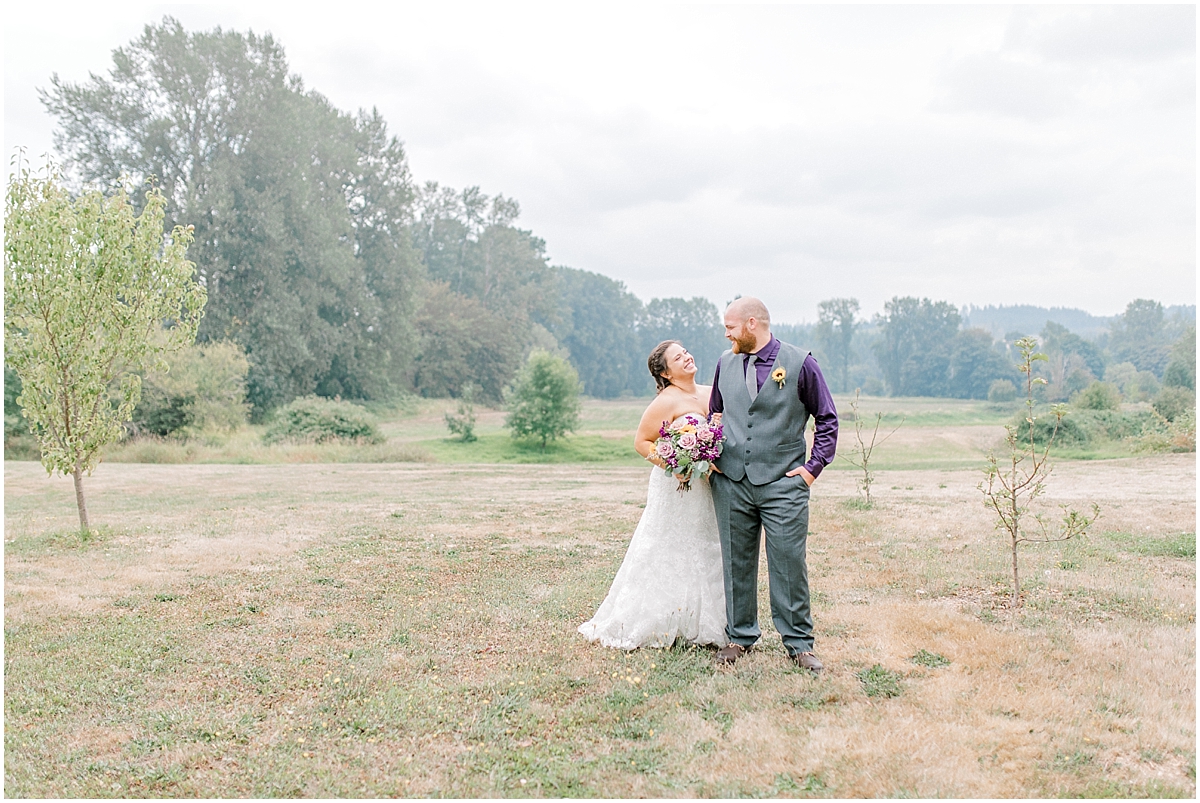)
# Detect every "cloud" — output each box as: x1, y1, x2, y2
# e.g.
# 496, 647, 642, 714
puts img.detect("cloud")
933, 52, 1077, 121
4, 4, 1193, 323
1006, 5, 1196, 64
